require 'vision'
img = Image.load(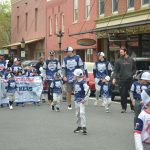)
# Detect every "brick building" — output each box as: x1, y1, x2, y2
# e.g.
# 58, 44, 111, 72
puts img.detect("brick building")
7, 0, 46, 59
95, 0, 150, 63
46, 0, 97, 62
